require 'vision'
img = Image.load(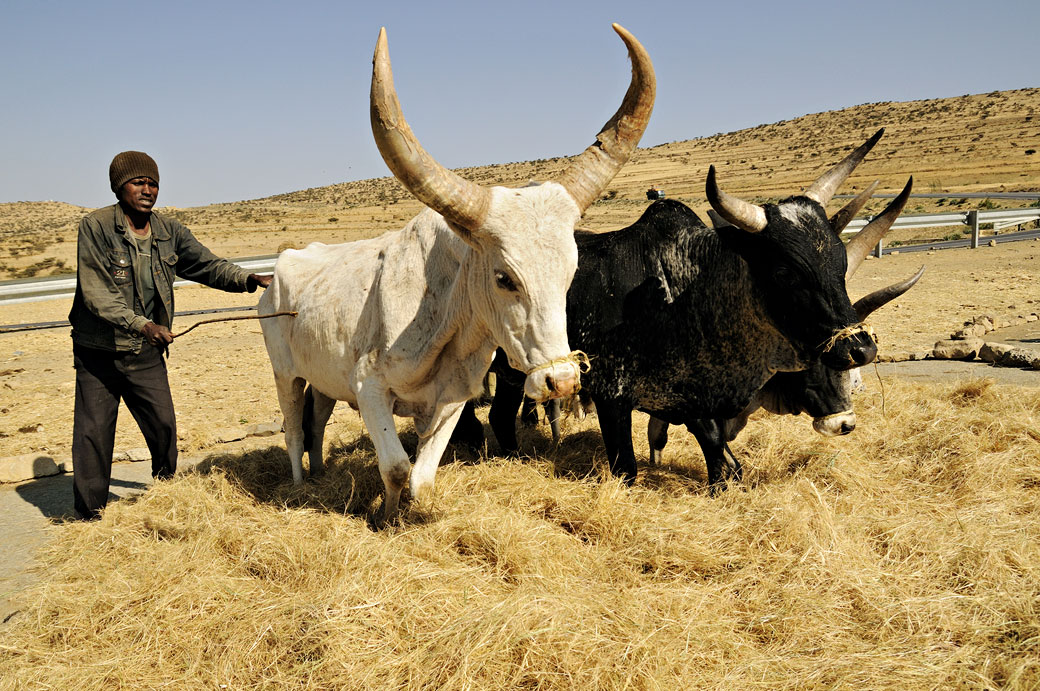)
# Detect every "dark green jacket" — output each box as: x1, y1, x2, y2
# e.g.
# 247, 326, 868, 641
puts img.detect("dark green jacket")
69, 204, 252, 352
